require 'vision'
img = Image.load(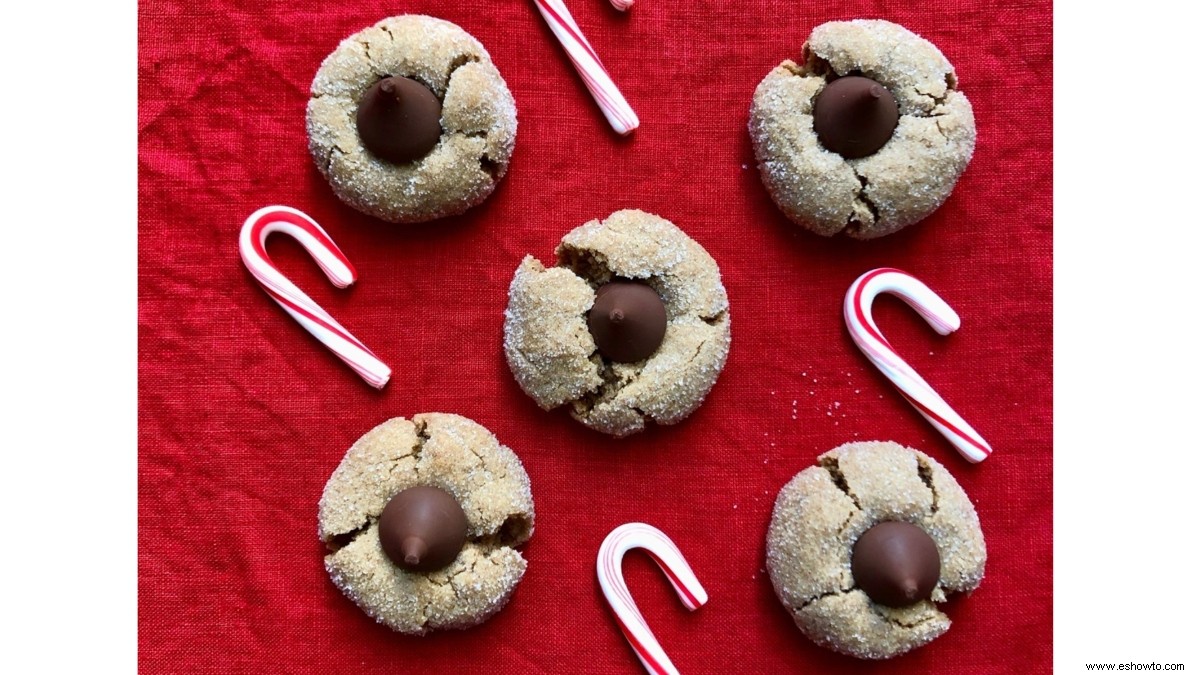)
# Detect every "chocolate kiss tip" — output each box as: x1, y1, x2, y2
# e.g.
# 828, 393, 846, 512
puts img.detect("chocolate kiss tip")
402, 536, 427, 565
609, 309, 625, 323
868, 84, 885, 99
380, 79, 396, 95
